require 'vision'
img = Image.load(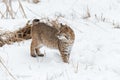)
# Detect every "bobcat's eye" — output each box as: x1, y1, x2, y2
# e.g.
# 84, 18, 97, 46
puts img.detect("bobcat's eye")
65, 35, 69, 40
